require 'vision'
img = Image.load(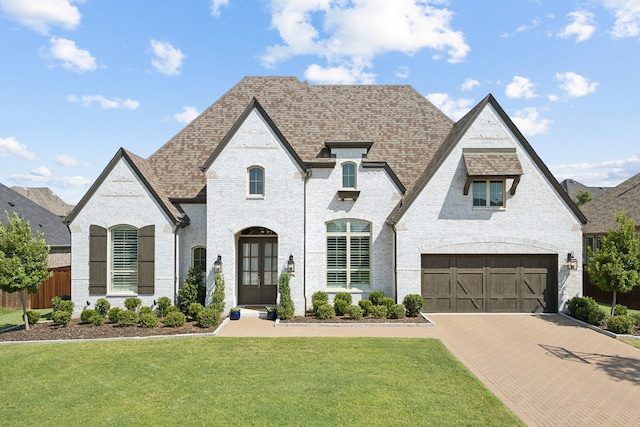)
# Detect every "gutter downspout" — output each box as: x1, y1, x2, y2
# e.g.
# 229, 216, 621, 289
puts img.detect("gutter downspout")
303, 168, 311, 313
